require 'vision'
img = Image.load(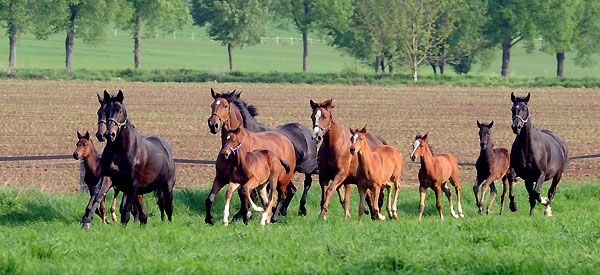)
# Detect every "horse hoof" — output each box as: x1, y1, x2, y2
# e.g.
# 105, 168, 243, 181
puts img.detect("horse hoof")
378, 215, 386, 221
280, 209, 287, 216
298, 207, 307, 216
509, 202, 518, 212
460, 213, 465, 218
82, 222, 92, 229
320, 215, 327, 221
223, 221, 229, 226
205, 216, 215, 225
544, 210, 552, 217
